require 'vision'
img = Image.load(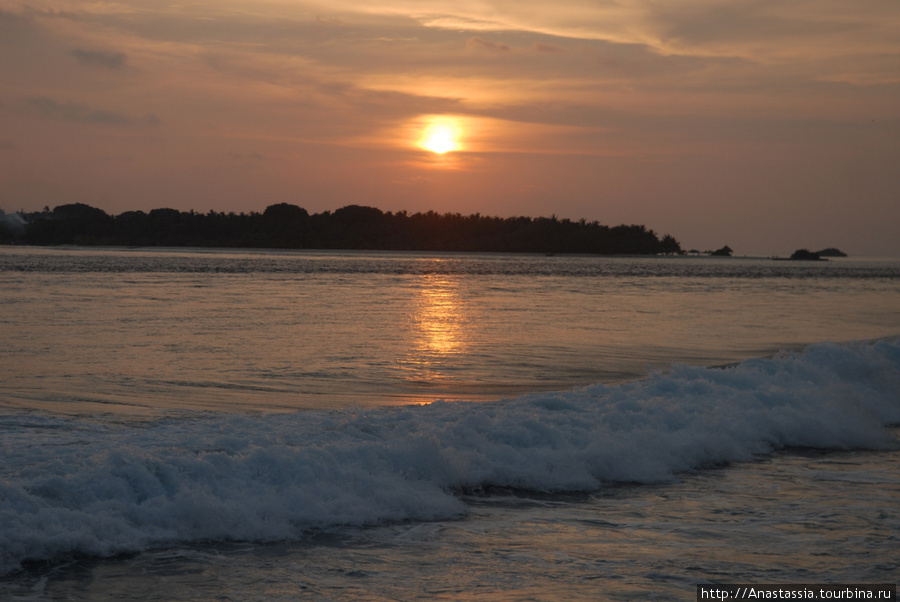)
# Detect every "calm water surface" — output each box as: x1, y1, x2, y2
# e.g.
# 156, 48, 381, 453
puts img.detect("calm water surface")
3, 247, 898, 414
